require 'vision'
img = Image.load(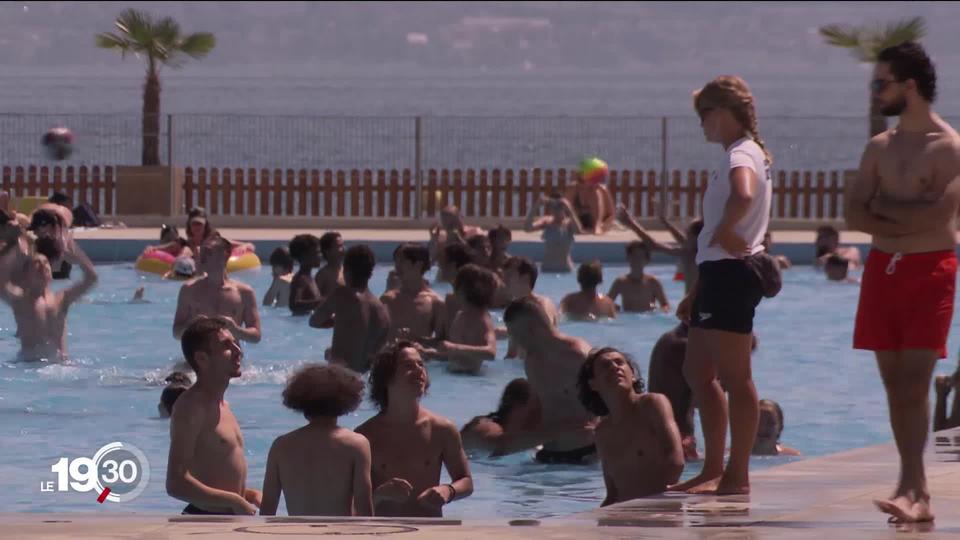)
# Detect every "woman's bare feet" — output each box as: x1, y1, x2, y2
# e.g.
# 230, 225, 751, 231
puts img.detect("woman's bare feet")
668, 472, 721, 493
874, 492, 935, 523
715, 480, 751, 496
